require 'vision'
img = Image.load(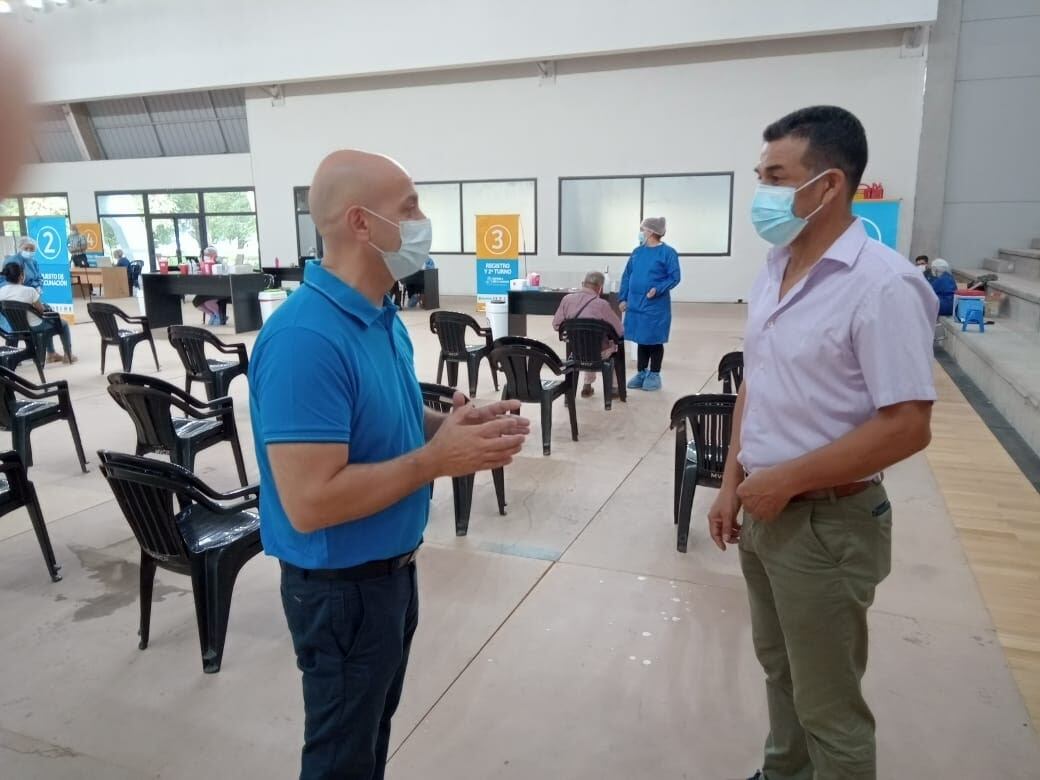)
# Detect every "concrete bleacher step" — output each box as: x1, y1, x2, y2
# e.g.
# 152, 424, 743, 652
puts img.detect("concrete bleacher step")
989, 274, 1040, 333
952, 266, 993, 285
984, 256, 1017, 274
940, 318, 1040, 458
996, 248, 1040, 280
